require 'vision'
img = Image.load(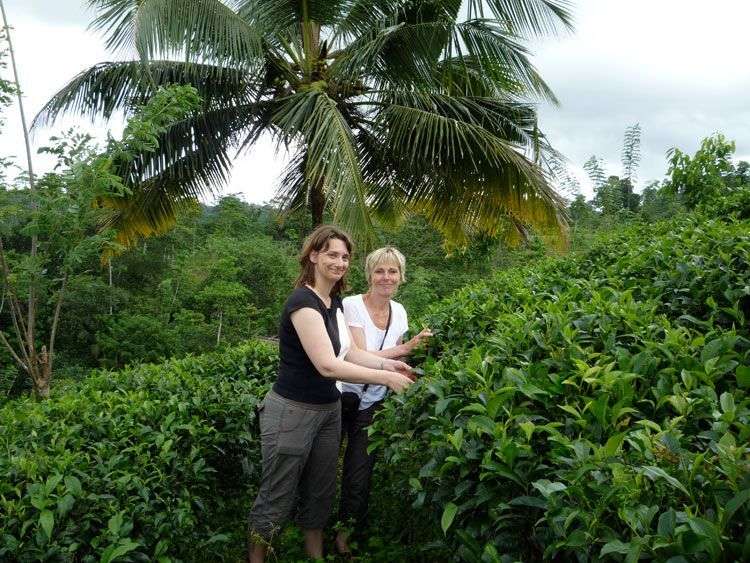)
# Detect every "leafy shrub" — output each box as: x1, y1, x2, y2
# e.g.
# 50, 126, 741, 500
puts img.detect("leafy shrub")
699, 185, 750, 221
0, 341, 278, 561
95, 313, 177, 368
370, 215, 750, 561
